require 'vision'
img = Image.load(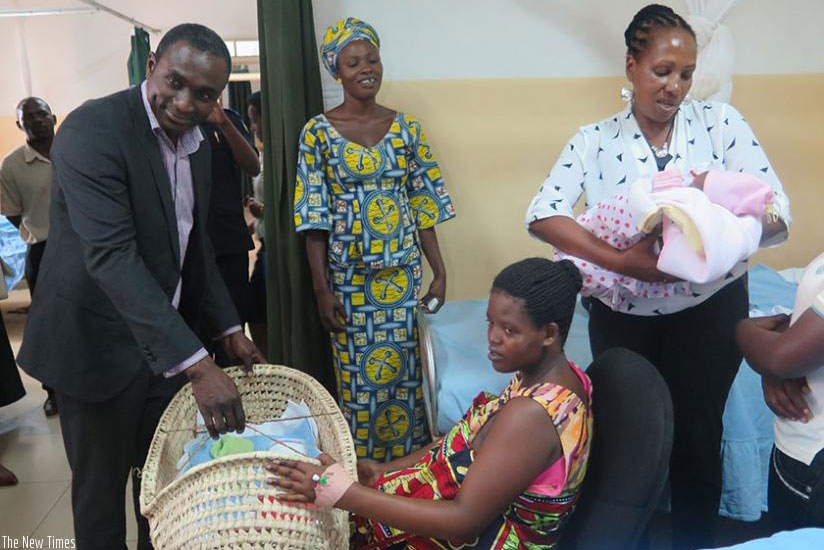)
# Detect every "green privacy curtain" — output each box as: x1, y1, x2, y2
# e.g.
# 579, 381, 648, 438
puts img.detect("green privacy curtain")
256, 0, 334, 391
228, 80, 254, 197
228, 80, 253, 124
127, 27, 151, 85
